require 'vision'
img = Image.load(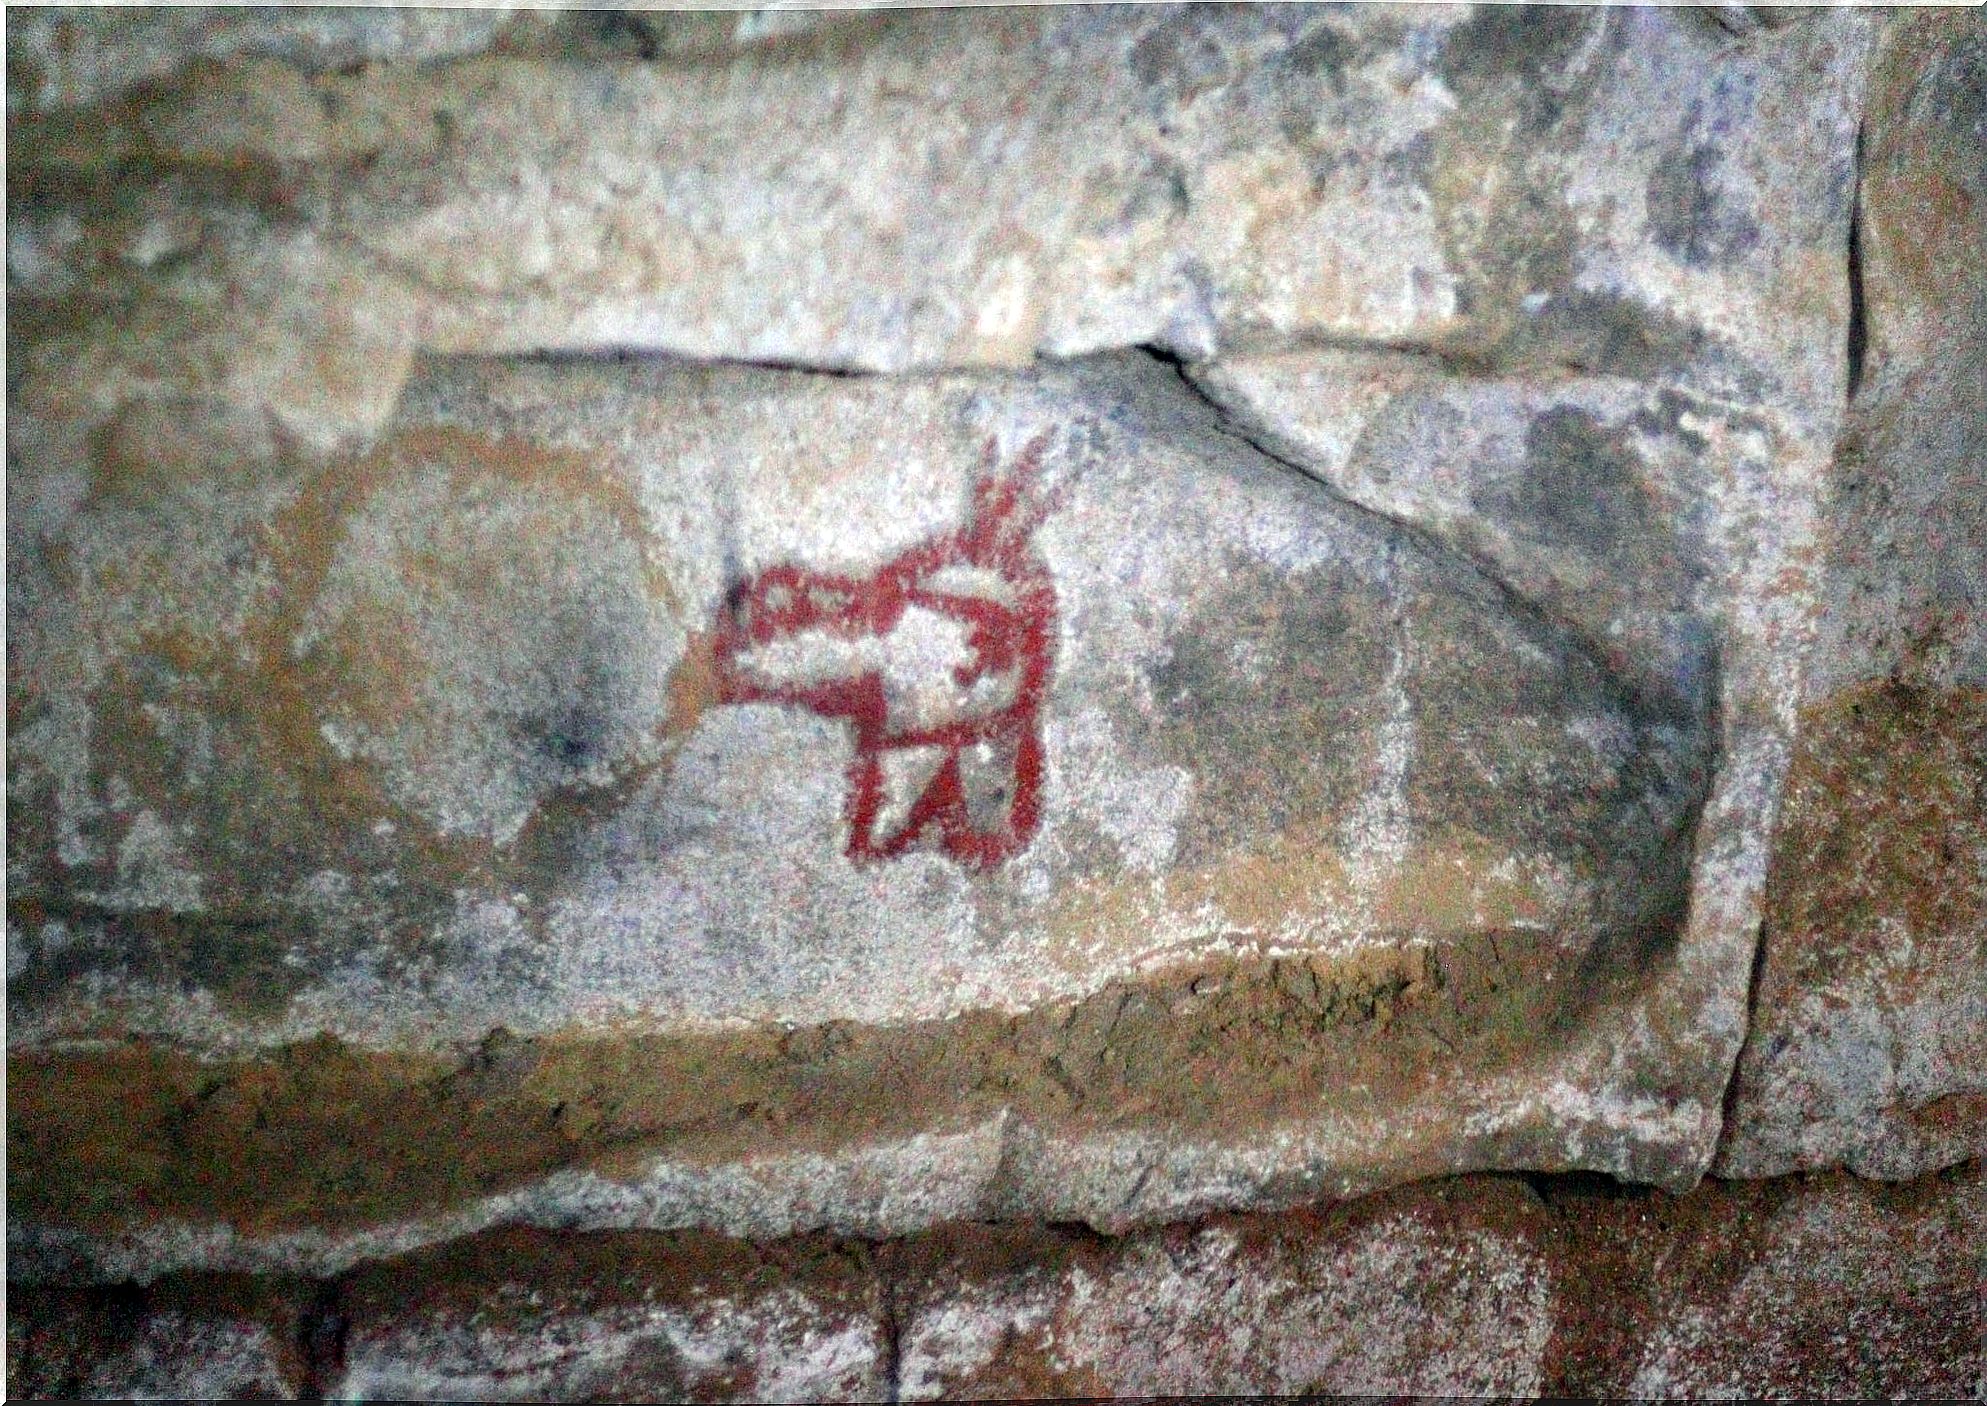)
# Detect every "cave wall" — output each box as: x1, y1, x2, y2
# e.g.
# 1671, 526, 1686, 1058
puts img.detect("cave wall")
6, 5, 1981, 1398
